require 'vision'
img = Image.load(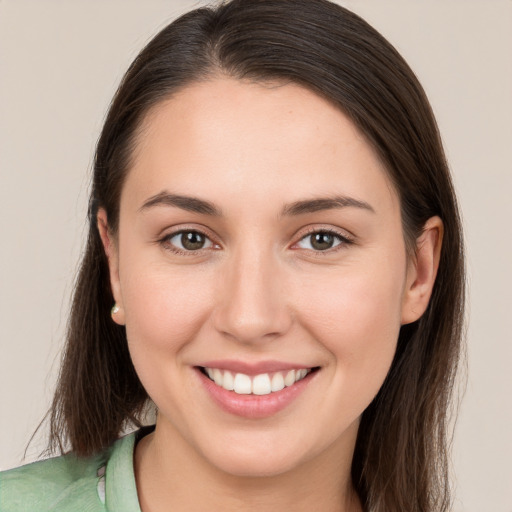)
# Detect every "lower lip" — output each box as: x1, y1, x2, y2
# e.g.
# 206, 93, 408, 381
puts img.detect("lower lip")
196, 368, 316, 419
